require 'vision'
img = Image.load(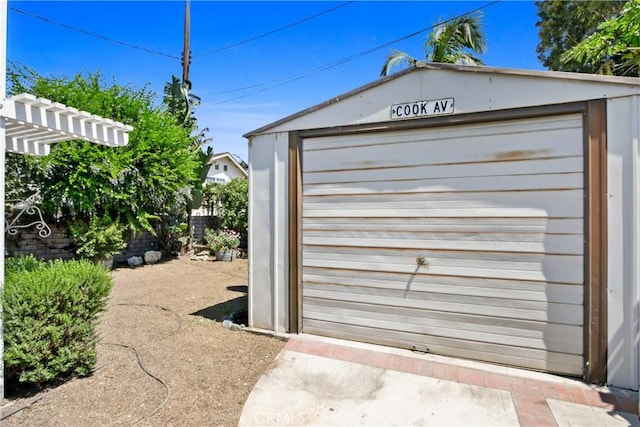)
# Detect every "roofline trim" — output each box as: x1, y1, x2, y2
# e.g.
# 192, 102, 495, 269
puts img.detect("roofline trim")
243, 66, 415, 138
